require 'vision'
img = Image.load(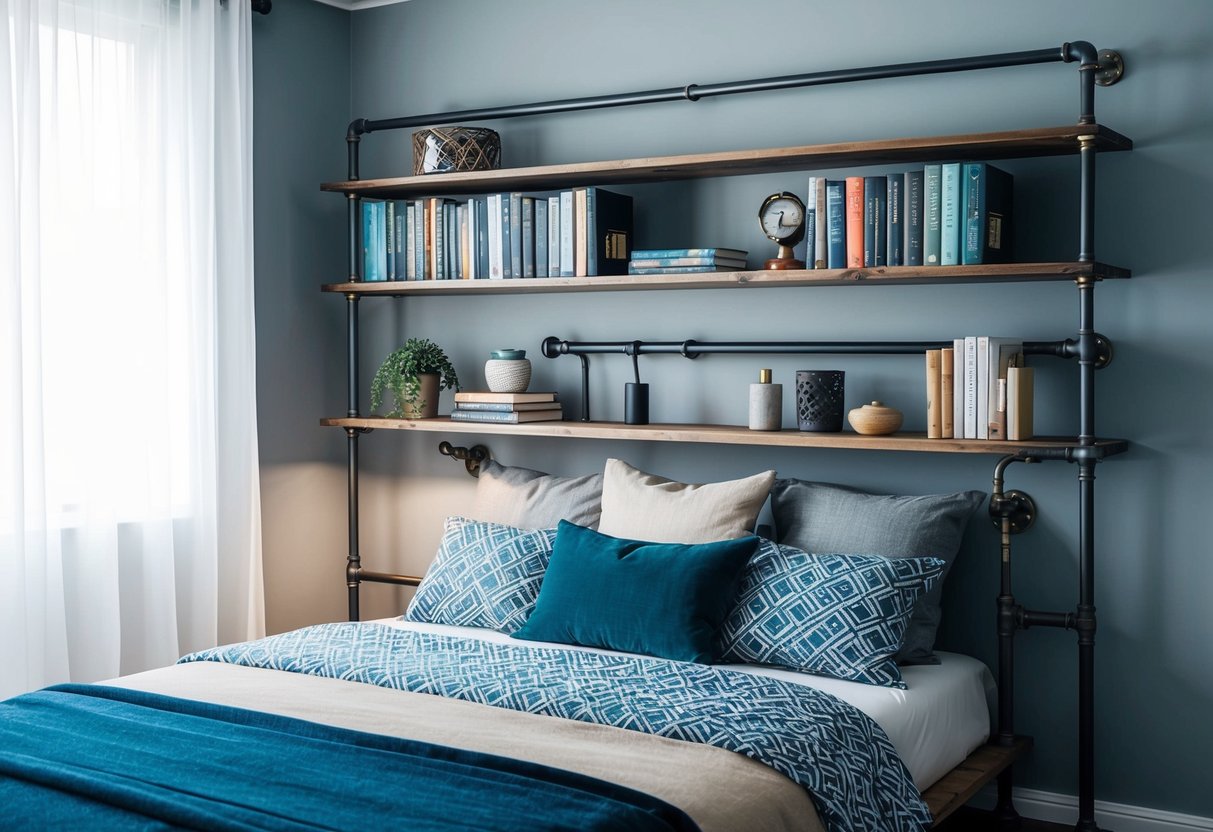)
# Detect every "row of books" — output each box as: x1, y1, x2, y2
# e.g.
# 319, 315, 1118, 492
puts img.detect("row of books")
803, 164, 1013, 270
449, 390, 563, 424
626, 248, 748, 275
361, 188, 633, 281
924, 337, 1033, 441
